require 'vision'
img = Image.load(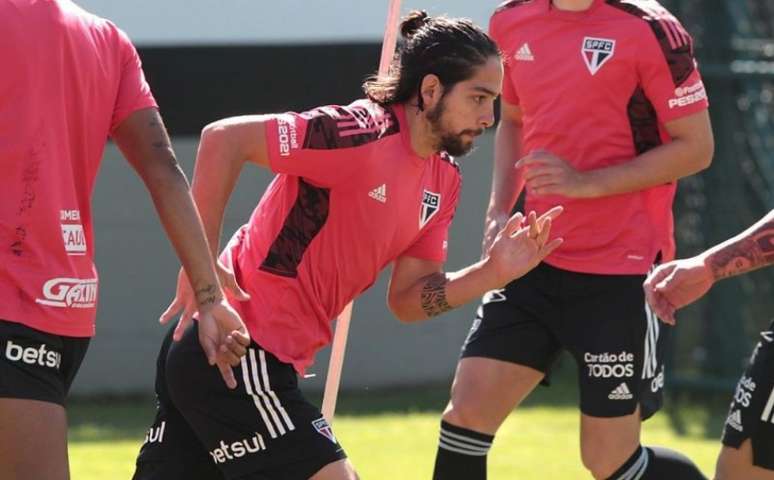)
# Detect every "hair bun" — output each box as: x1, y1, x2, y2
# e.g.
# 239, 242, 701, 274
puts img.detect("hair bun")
400, 10, 430, 38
